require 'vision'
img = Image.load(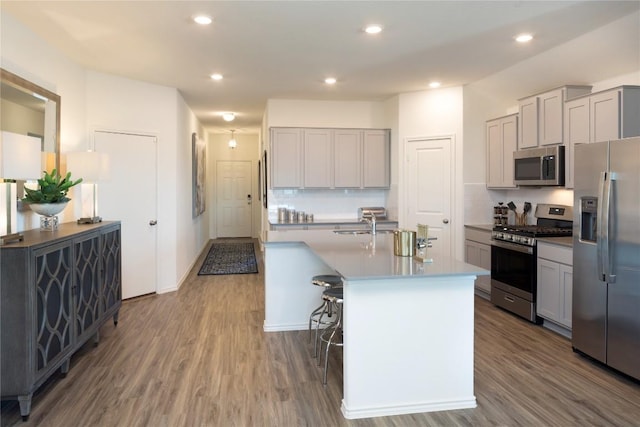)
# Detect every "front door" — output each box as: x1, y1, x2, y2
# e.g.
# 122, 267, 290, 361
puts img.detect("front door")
95, 130, 157, 299
216, 160, 252, 237
405, 137, 453, 259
